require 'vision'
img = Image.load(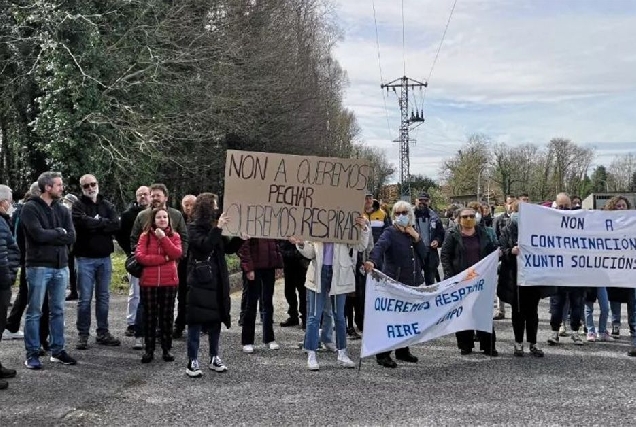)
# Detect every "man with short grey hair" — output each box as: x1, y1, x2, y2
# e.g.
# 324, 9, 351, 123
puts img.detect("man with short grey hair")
21, 172, 77, 369
72, 174, 121, 350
